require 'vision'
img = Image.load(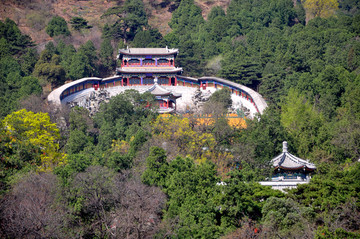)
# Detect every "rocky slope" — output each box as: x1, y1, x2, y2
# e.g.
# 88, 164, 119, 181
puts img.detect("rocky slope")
0, 0, 231, 48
